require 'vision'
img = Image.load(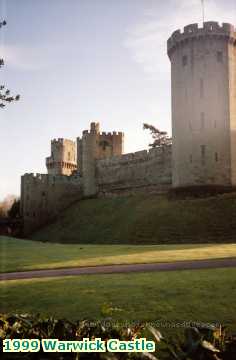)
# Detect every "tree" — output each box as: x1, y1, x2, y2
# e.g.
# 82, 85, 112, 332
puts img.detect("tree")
0, 194, 18, 217
0, 20, 20, 108
143, 123, 172, 148
8, 199, 20, 218
0, 204, 4, 218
